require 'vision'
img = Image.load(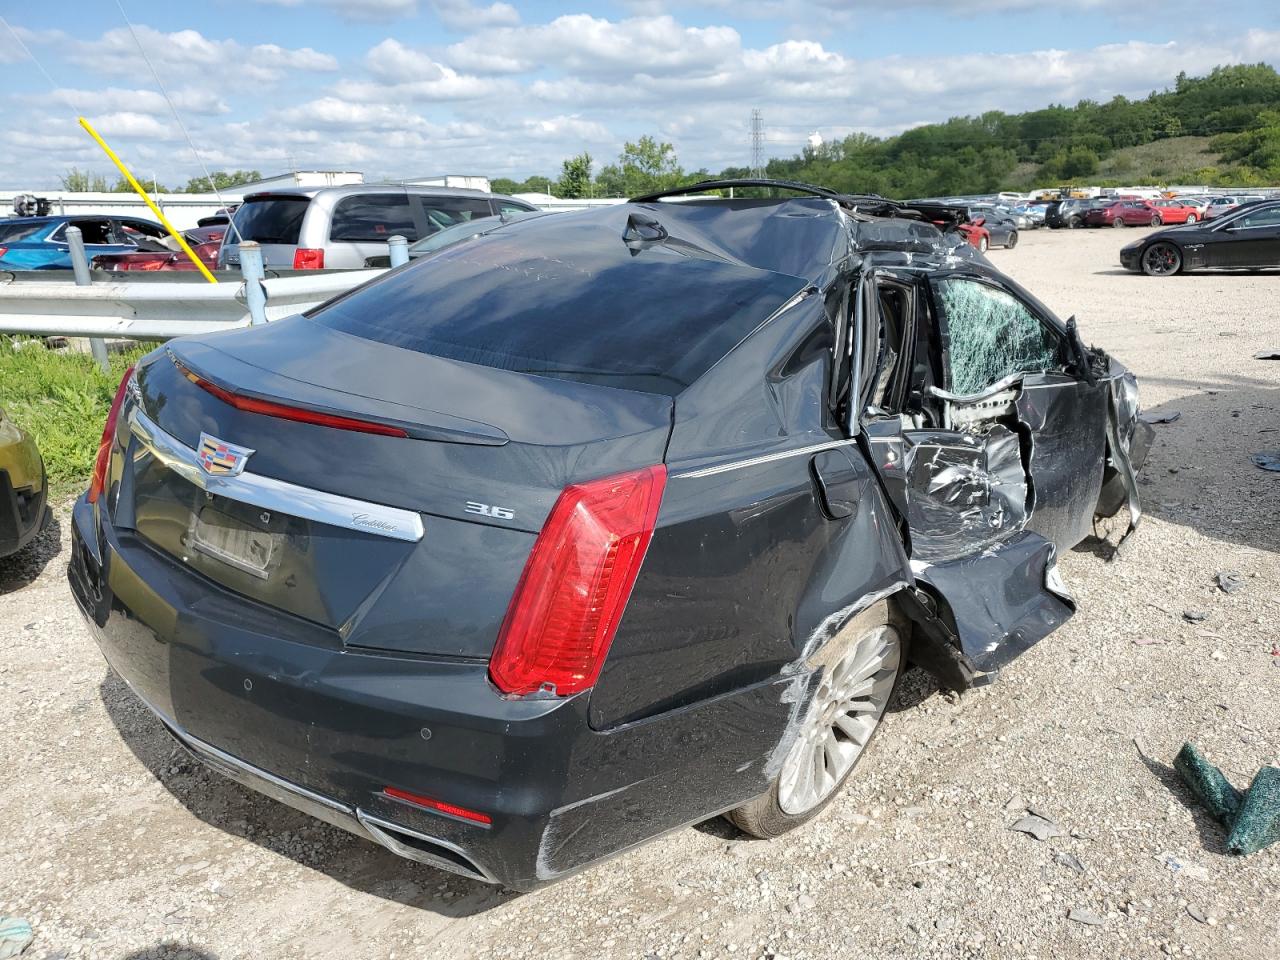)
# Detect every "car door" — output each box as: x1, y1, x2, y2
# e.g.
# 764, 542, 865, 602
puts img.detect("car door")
47, 218, 120, 267
851, 267, 1101, 674
859, 269, 1107, 560
1218, 205, 1280, 267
